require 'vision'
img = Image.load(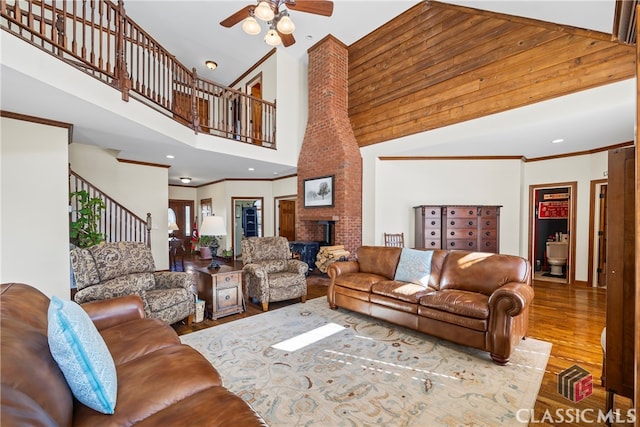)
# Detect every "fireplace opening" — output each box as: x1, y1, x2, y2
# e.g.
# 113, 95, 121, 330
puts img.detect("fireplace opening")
318, 221, 335, 246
